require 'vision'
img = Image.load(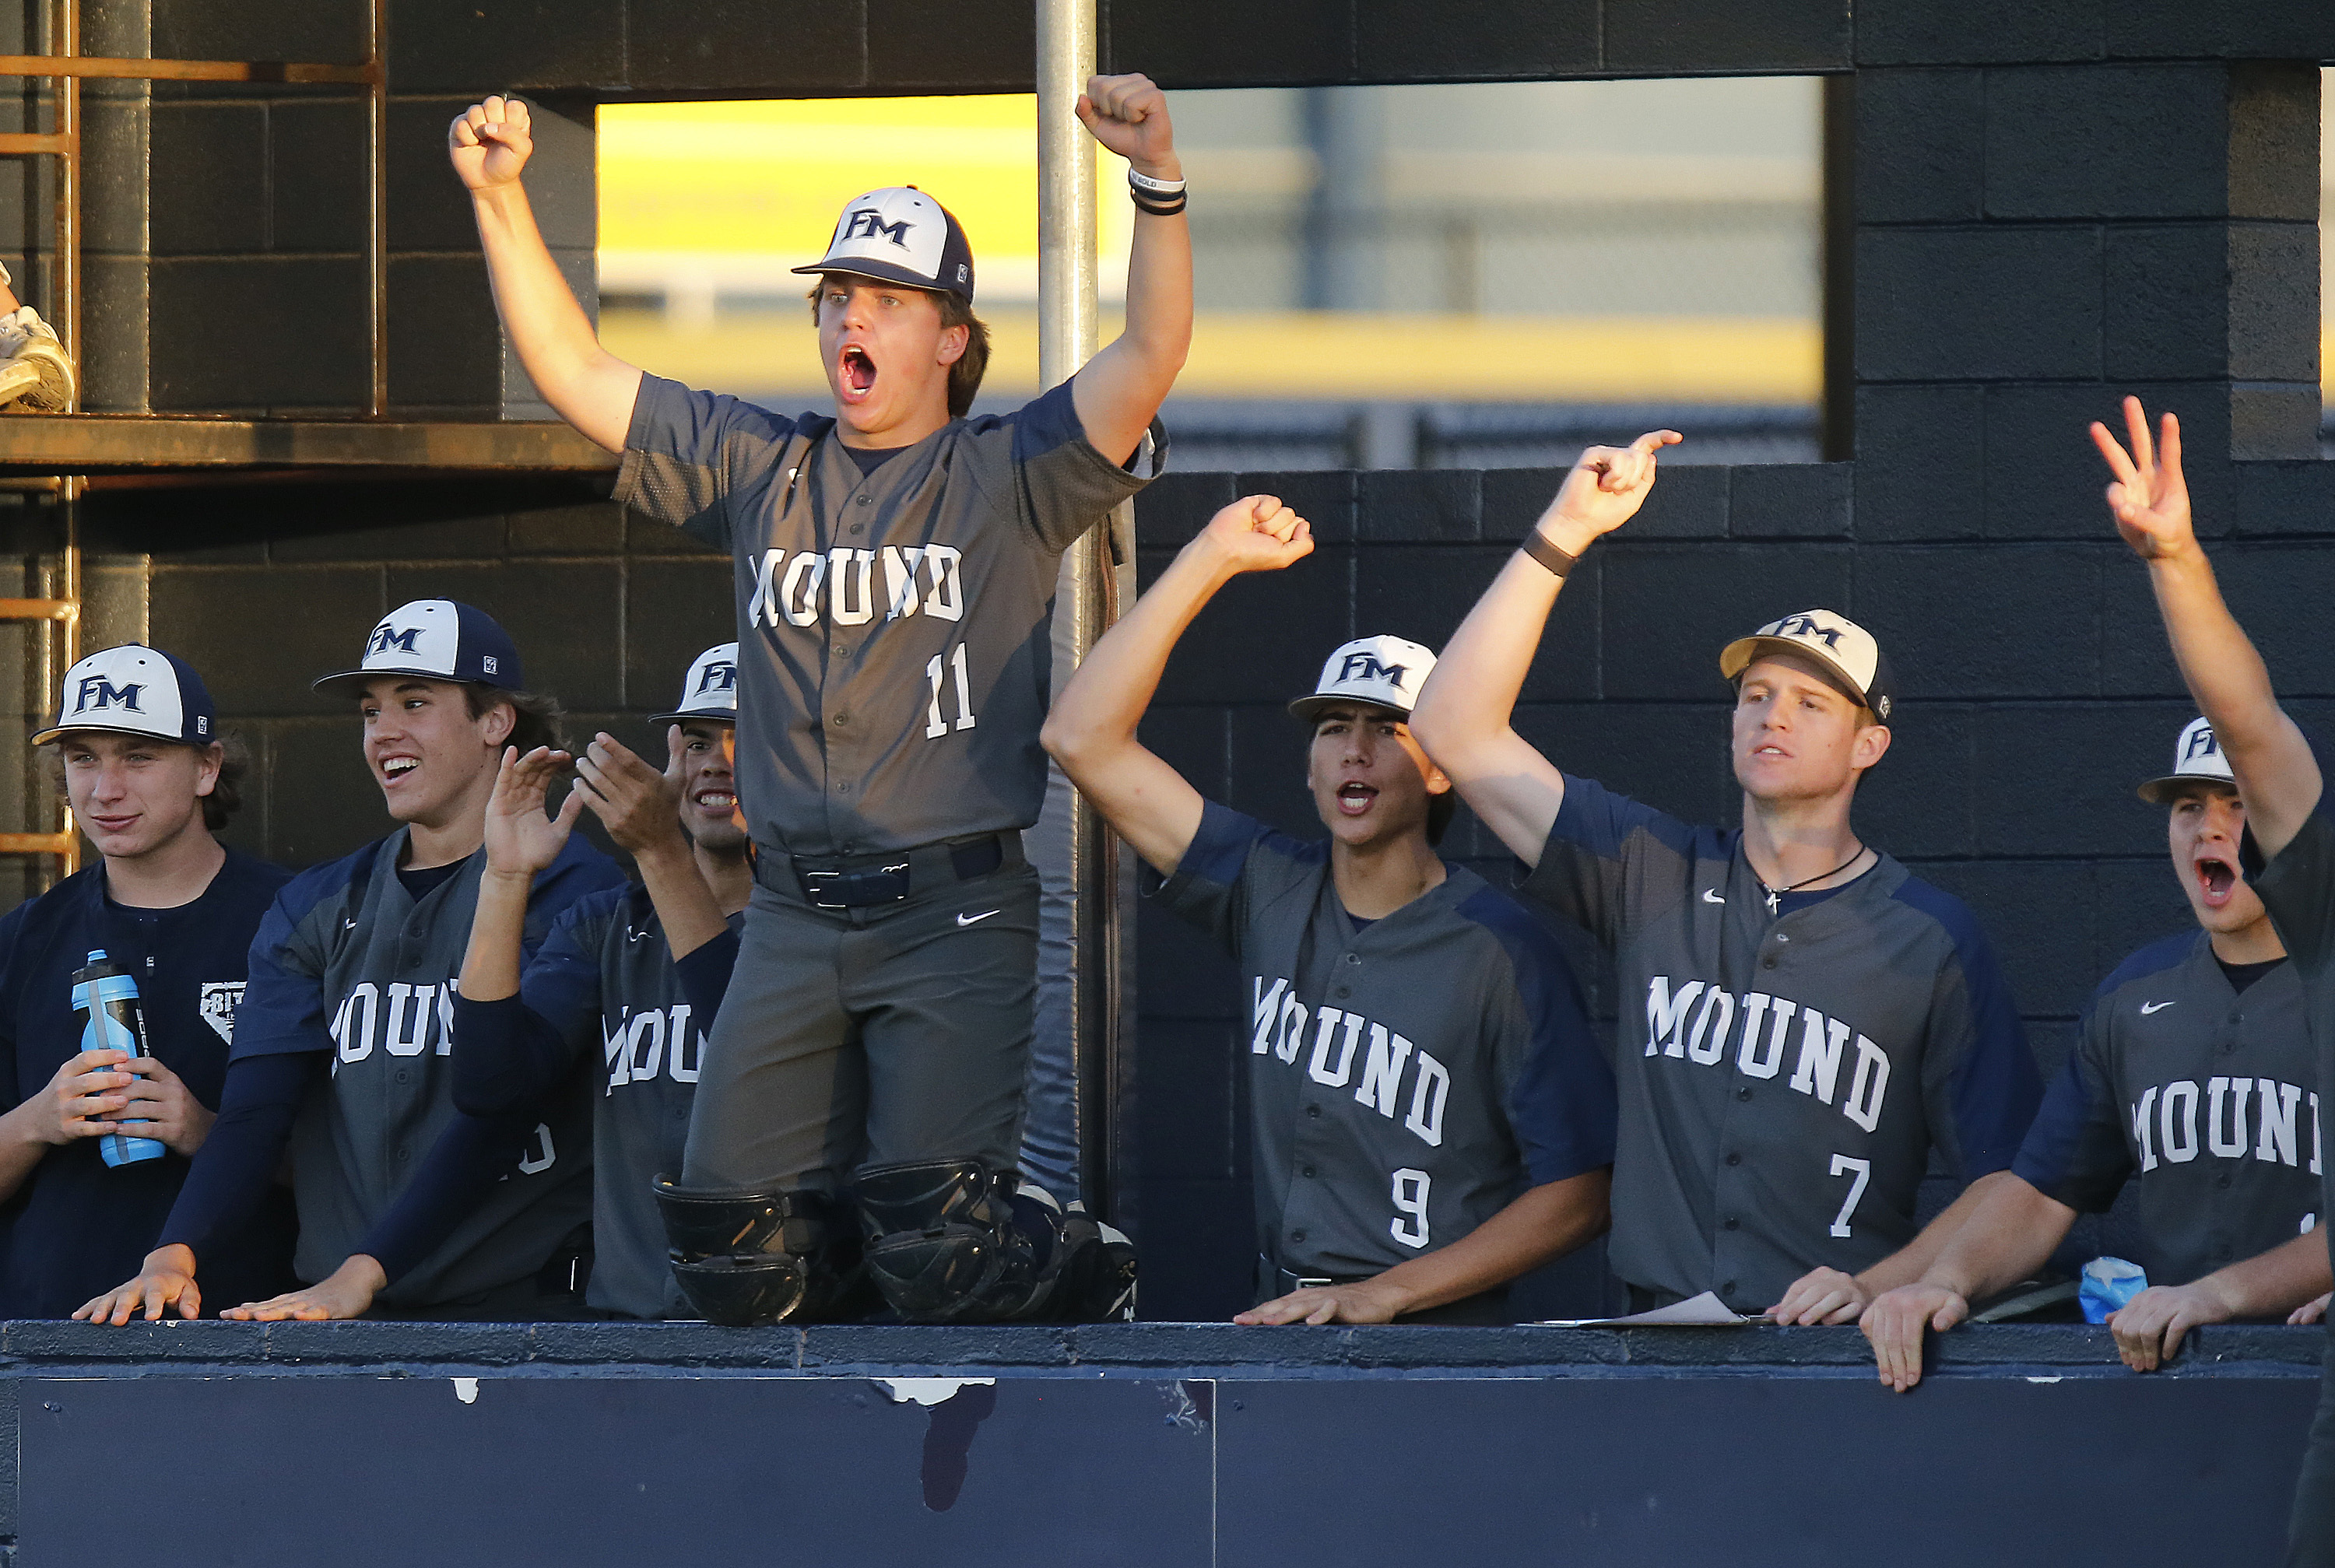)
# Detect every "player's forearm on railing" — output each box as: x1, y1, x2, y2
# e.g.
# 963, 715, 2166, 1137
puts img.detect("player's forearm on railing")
1908, 1173, 2072, 1303
1363, 1170, 1610, 1317
470, 183, 642, 452
2193, 1229, 2335, 1321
